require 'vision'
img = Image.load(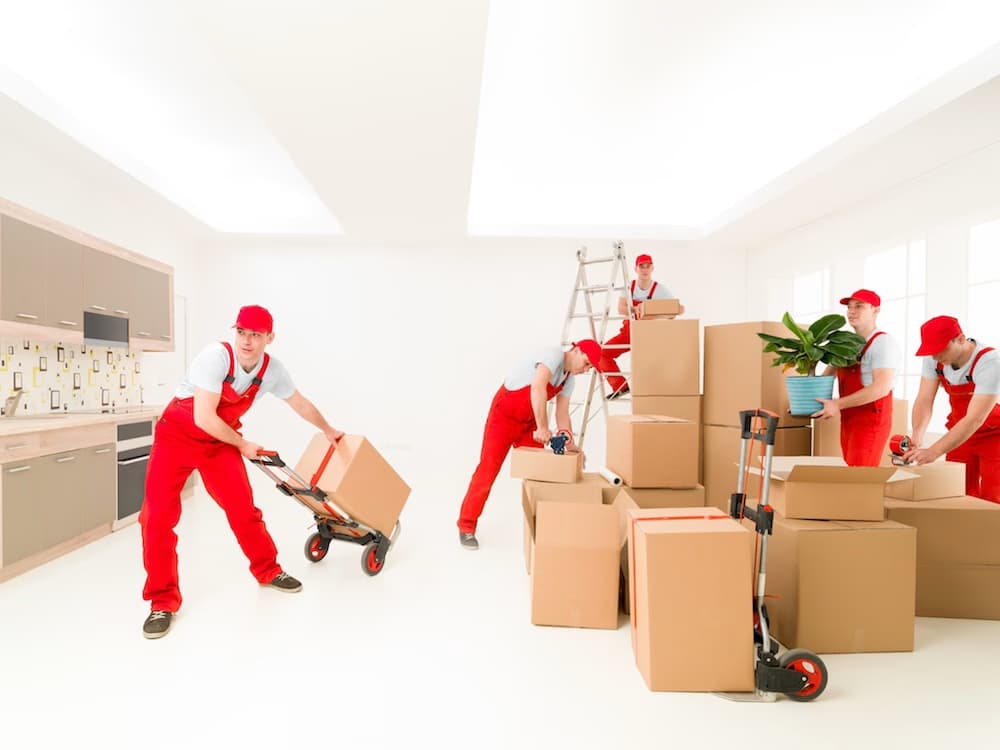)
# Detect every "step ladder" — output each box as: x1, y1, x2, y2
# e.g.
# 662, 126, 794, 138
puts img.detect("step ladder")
560, 242, 633, 449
